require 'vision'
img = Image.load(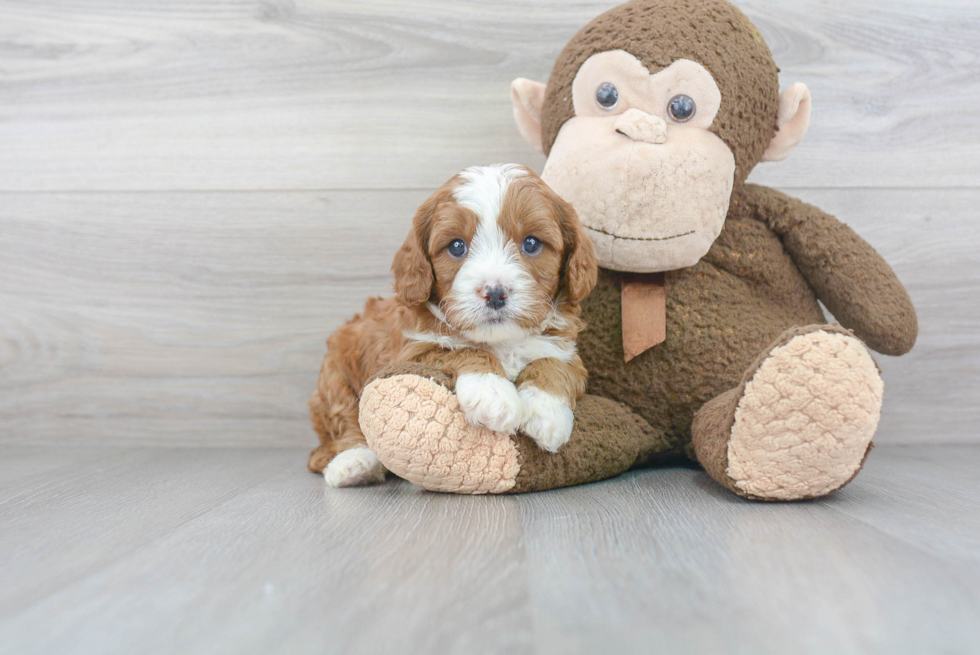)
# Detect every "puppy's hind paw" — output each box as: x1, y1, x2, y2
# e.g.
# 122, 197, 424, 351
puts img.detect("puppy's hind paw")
519, 387, 574, 453
324, 447, 386, 488
455, 373, 523, 435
